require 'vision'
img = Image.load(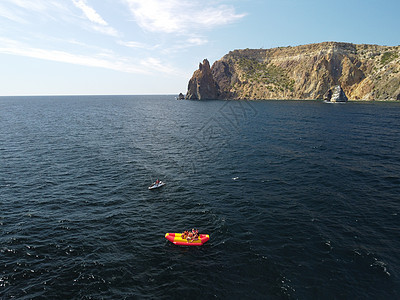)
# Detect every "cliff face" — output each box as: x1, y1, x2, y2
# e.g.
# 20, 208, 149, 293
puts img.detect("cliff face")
186, 42, 400, 100
186, 59, 219, 100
